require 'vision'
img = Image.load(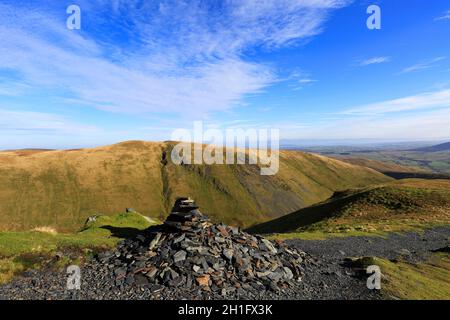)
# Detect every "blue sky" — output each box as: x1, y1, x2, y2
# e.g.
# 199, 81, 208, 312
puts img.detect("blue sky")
0, 0, 449, 149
